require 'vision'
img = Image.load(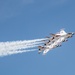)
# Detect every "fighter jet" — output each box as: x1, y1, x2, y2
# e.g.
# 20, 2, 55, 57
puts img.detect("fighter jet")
38, 29, 75, 55
44, 29, 75, 45
38, 41, 62, 55
44, 29, 67, 46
